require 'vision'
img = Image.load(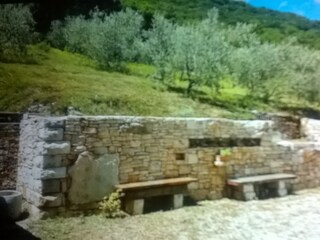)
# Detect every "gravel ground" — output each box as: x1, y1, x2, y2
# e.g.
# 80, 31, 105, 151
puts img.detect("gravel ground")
28, 188, 320, 240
